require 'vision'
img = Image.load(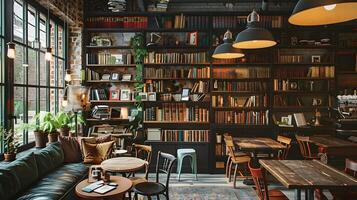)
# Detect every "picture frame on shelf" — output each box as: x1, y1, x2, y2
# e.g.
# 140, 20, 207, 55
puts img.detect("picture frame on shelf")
101, 73, 111, 80
112, 54, 124, 64
139, 92, 148, 101
120, 107, 129, 119
120, 89, 131, 101
111, 73, 119, 80
188, 31, 198, 46
181, 88, 190, 101
311, 55, 321, 63
148, 92, 157, 101
109, 90, 120, 100
122, 74, 132, 81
